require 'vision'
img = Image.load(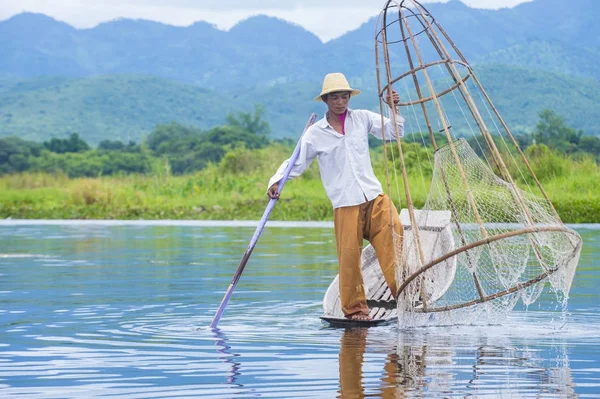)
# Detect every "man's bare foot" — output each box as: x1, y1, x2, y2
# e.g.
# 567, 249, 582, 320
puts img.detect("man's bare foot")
347, 313, 373, 322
